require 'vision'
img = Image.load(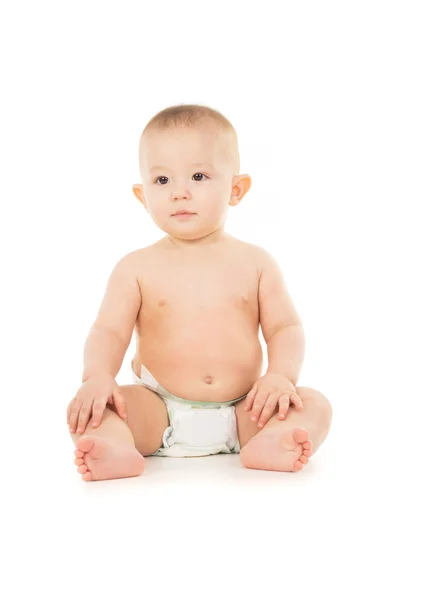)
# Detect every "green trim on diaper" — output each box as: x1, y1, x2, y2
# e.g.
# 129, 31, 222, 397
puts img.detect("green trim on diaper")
156, 382, 248, 408
131, 360, 249, 407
